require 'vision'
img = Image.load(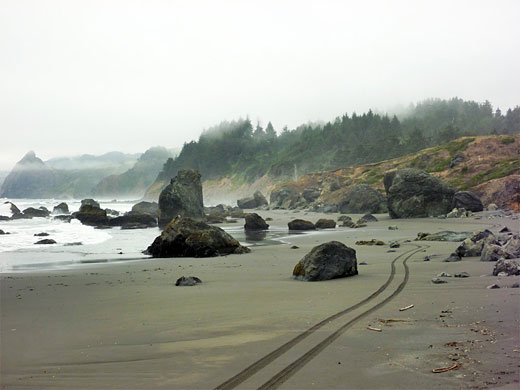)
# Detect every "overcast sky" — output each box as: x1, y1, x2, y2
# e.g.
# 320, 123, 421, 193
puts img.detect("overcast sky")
1, 0, 519, 170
